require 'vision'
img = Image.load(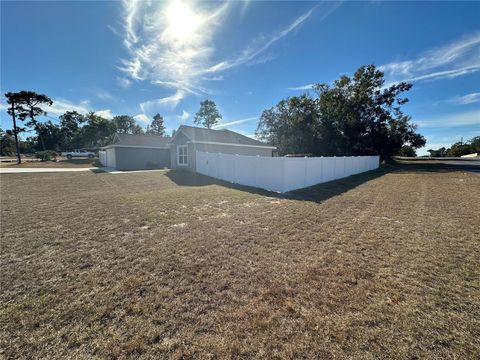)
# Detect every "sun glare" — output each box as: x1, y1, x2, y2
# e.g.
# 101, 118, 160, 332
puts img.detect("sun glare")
165, 1, 200, 42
